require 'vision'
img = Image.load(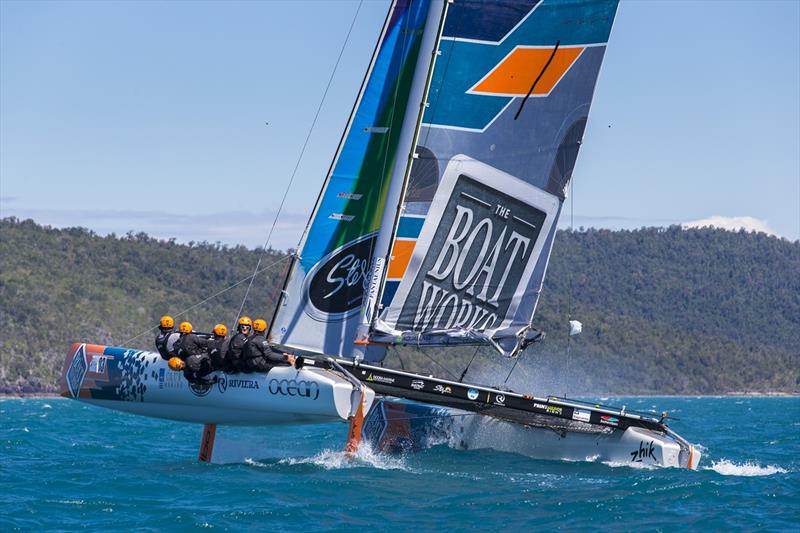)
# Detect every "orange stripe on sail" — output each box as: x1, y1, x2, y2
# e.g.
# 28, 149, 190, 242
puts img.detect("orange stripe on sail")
472, 46, 583, 96
387, 240, 415, 279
